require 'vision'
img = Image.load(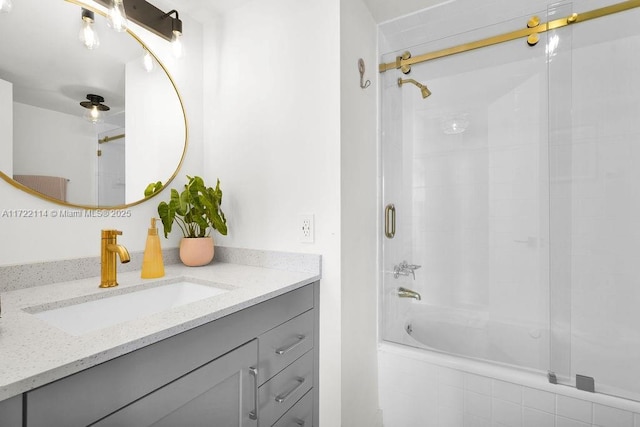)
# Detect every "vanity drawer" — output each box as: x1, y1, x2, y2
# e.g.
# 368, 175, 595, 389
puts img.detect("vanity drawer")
258, 350, 313, 427
271, 390, 313, 427
258, 309, 314, 385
